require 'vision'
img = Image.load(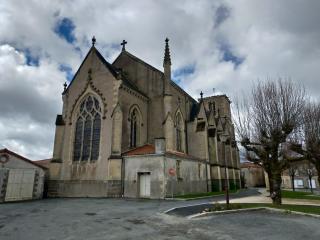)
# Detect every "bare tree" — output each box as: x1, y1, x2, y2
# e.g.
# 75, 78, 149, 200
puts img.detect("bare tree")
288, 166, 298, 191
234, 79, 305, 205
291, 102, 320, 187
